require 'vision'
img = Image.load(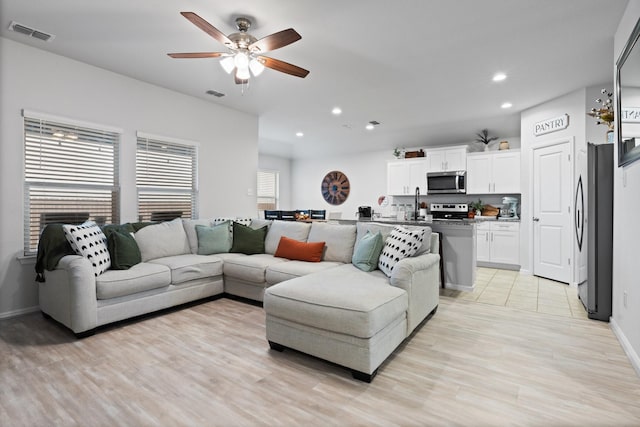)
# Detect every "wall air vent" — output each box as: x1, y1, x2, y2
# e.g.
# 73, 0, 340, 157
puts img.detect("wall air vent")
205, 90, 225, 98
8, 21, 55, 42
